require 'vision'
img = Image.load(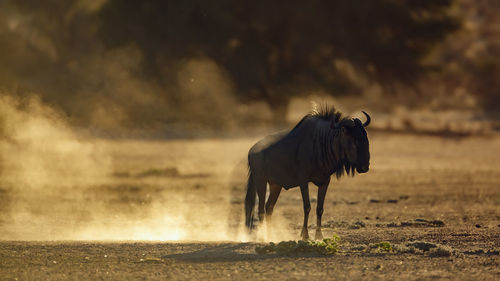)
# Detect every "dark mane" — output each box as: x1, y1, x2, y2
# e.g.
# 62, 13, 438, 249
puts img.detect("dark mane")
310, 104, 344, 122
309, 105, 356, 179
286, 104, 356, 179
292, 105, 346, 131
